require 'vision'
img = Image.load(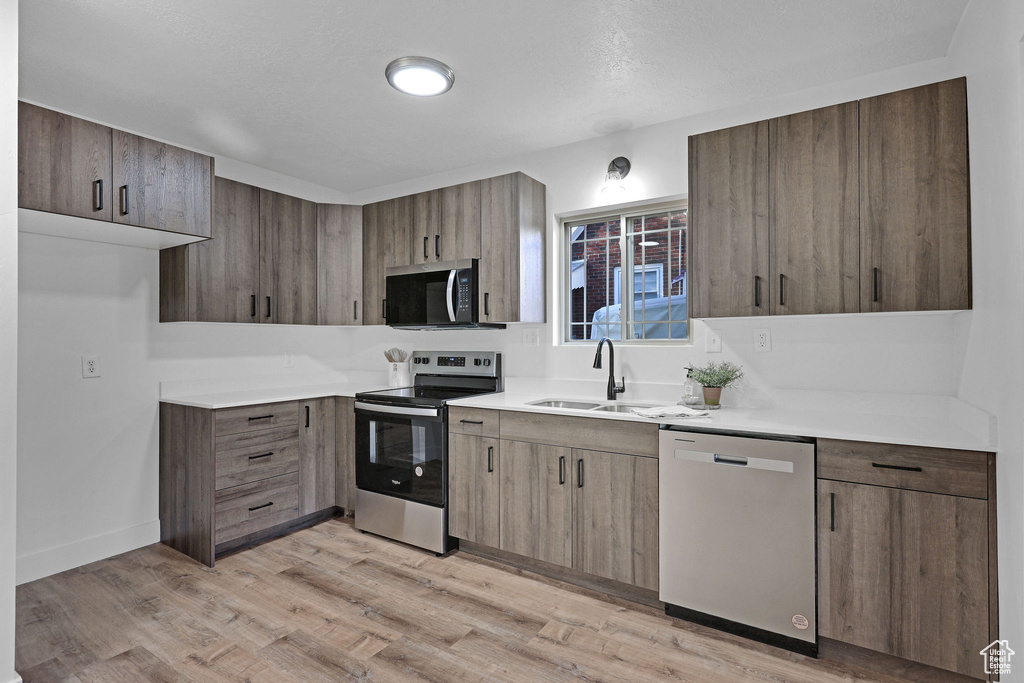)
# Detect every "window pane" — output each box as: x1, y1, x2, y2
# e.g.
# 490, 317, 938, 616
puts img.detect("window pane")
585, 219, 619, 240
568, 222, 621, 341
